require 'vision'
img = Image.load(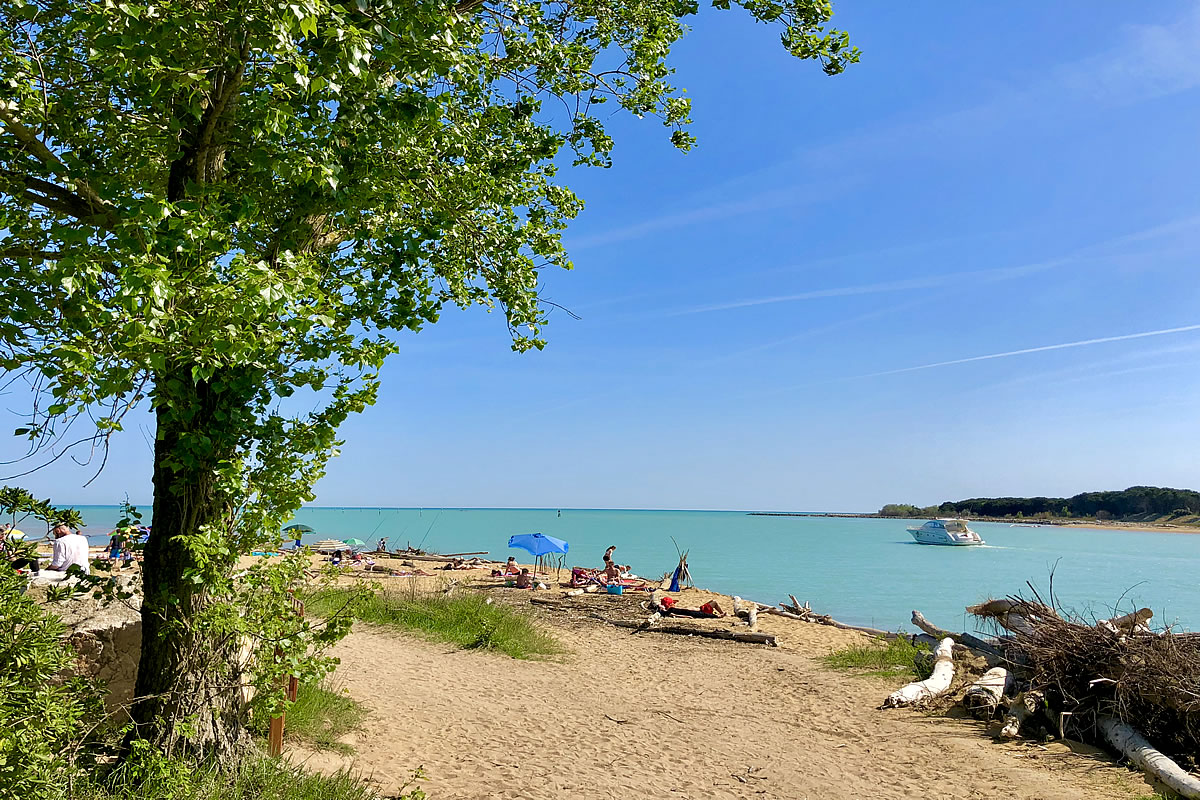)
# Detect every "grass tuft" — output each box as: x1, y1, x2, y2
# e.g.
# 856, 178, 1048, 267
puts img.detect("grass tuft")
78, 756, 424, 800
284, 681, 365, 753
306, 587, 563, 660
822, 635, 932, 680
